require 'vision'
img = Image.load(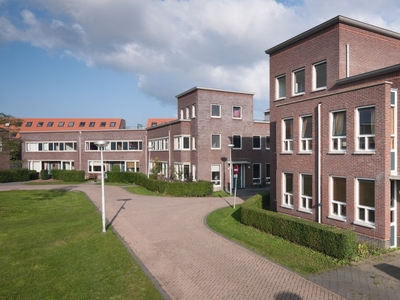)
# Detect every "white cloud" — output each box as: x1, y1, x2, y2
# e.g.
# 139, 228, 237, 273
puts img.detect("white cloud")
2, 0, 400, 111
